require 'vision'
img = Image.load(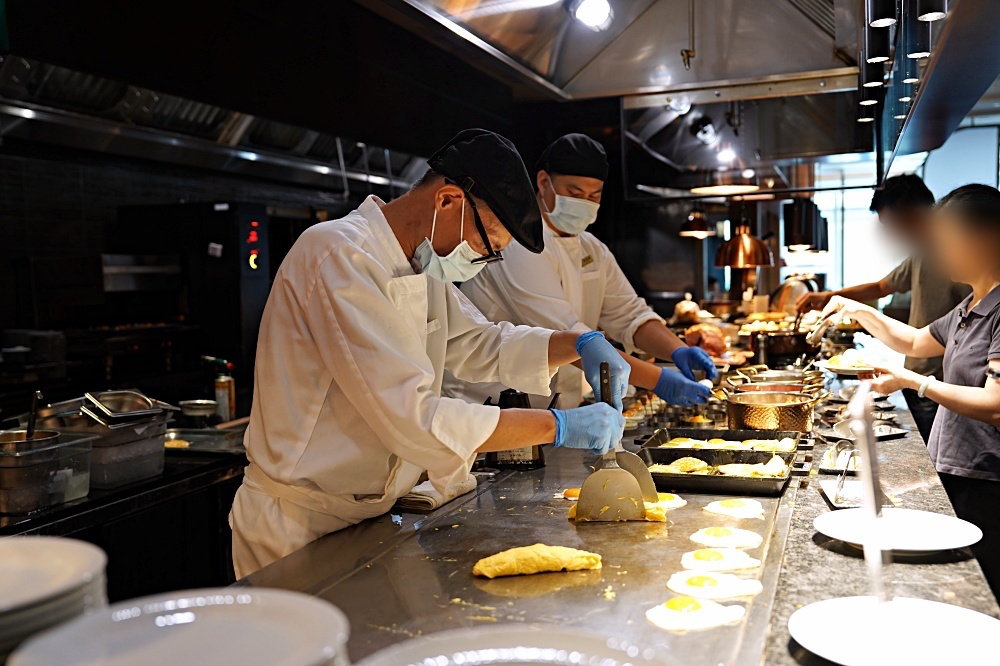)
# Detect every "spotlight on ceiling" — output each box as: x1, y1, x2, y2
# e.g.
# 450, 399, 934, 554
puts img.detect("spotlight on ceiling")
571, 0, 613, 31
